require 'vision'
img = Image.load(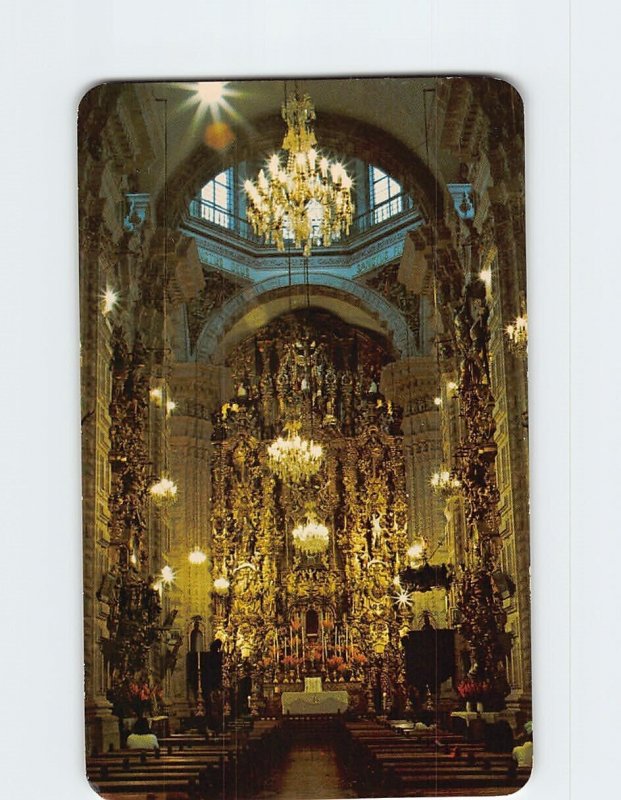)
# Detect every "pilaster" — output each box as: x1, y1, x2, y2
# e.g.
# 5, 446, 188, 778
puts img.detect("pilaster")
164, 362, 231, 710
381, 356, 446, 559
